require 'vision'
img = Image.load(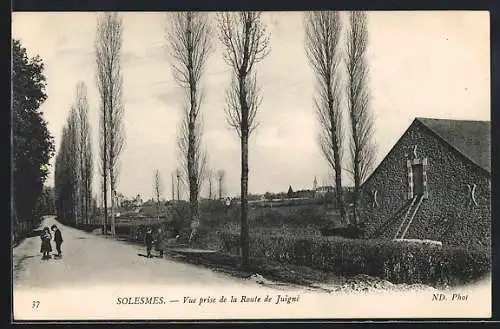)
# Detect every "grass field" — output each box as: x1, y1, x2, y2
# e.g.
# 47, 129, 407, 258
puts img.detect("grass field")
86, 200, 490, 288
92, 199, 344, 248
